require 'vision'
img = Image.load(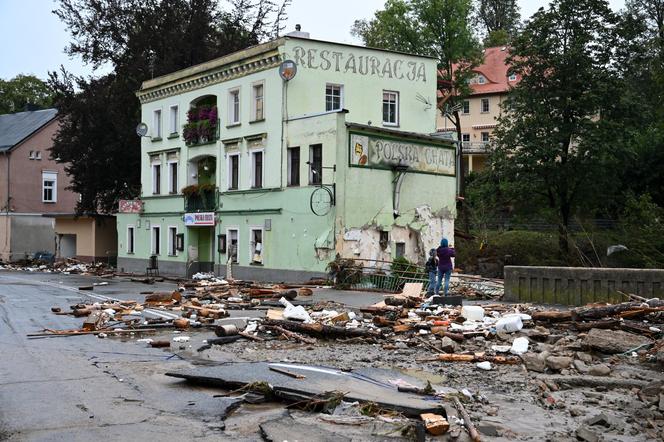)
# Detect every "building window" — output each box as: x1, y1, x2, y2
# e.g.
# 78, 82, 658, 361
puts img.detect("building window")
462, 133, 470, 144
252, 83, 264, 121
151, 226, 161, 255
169, 105, 179, 134
151, 156, 161, 195
477, 75, 486, 84
228, 153, 239, 190
325, 84, 343, 111
481, 132, 490, 143
309, 144, 322, 185
395, 242, 406, 258
127, 226, 135, 254
153, 109, 162, 138
228, 229, 239, 263
287, 146, 300, 186
168, 160, 178, 194
462, 100, 470, 114
382, 91, 399, 125
508, 73, 517, 82
42, 171, 57, 203
250, 228, 263, 264
251, 150, 263, 188
229, 88, 240, 124
35, 151, 41, 160
168, 226, 177, 256
481, 98, 490, 113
